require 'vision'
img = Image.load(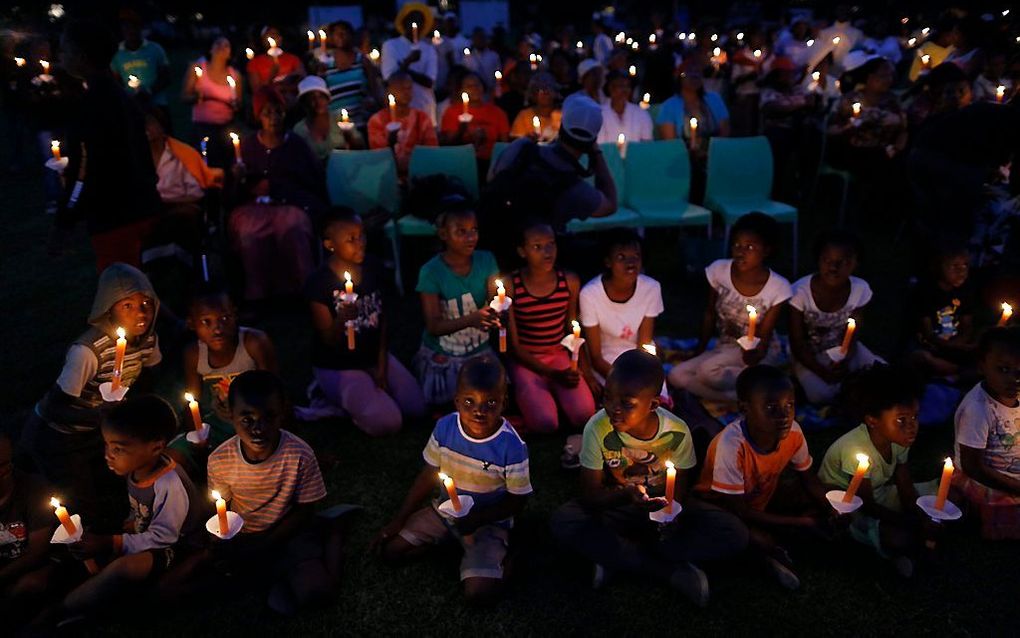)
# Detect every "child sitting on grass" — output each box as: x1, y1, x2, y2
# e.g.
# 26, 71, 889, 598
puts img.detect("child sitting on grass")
507, 220, 594, 434
414, 202, 500, 406
909, 239, 977, 379
303, 208, 425, 435
818, 365, 930, 576
35, 395, 203, 629
954, 327, 1020, 540
550, 350, 748, 607
669, 213, 793, 404
25, 263, 162, 524
373, 356, 532, 605
206, 370, 338, 614
696, 365, 832, 590
789, 230, 882, 405
167, 288, 277, 478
